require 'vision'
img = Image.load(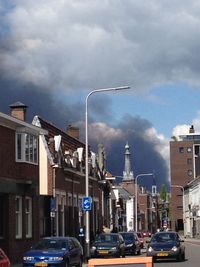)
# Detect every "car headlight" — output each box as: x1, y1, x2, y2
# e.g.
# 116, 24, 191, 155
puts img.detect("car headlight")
147, 246, 154, 252
111, 247, 117, 251
91, 246, 97, 250
49, 257, 63, 261
23, 256, 34, 261
171, 246, 178, 252
127, 243, 133, 247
